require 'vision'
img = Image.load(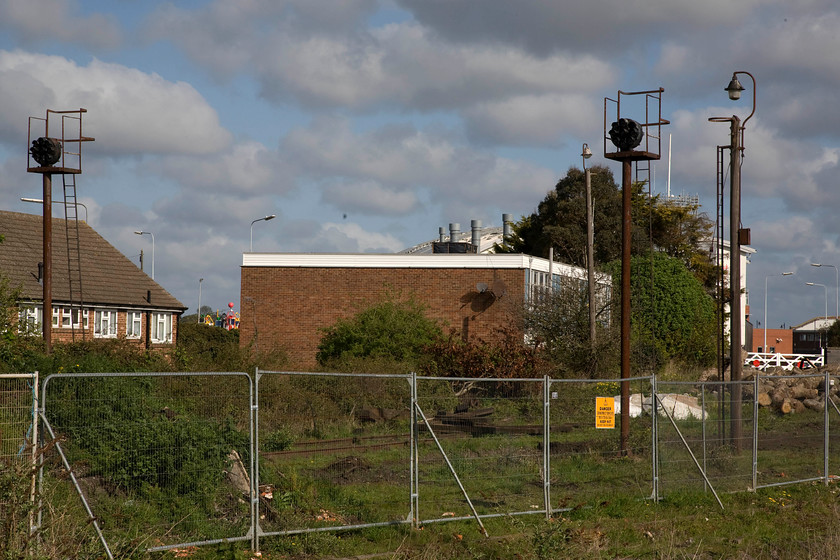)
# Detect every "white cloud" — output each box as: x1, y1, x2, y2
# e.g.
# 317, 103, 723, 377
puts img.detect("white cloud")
0, 0, 121, 50
155, 141, 289, 194
464, 93, 602, 146
308, 221, 405, 253
322, 180, 419, 215
0, 51, 231, 156
281, 117, 556, 215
